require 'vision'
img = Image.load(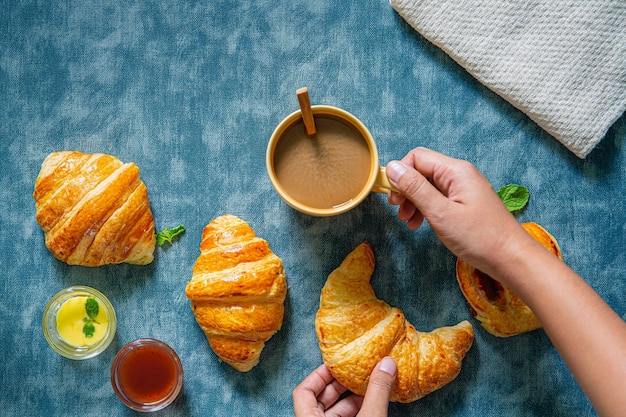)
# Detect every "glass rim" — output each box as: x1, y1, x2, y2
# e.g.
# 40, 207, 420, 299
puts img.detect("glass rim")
110, 338, 184, 412
42, 285, 117, 360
